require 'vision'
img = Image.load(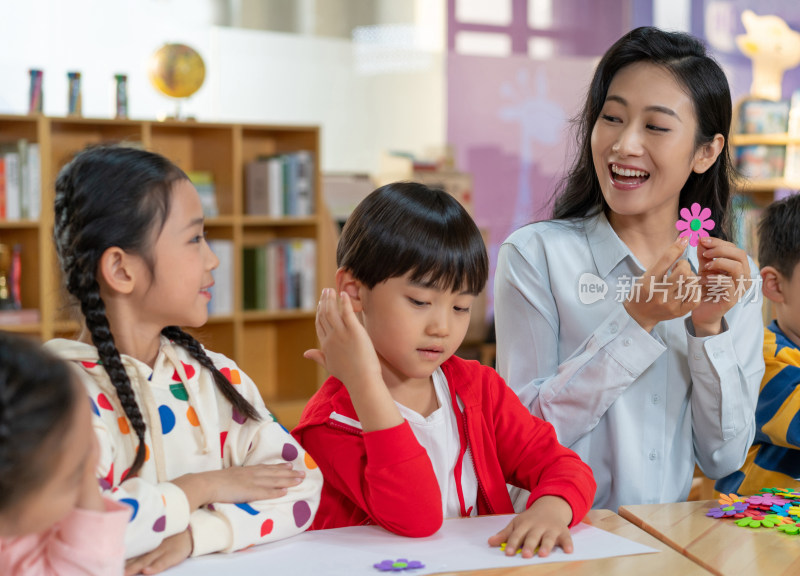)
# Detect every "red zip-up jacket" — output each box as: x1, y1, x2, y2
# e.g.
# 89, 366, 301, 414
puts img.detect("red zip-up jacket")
292, 356, 596, 537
